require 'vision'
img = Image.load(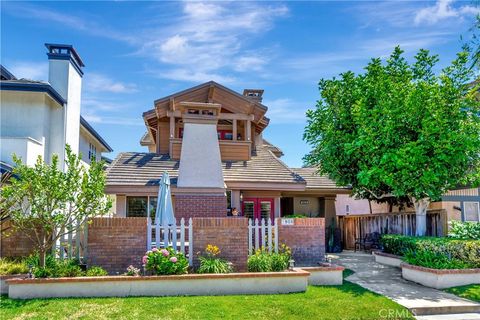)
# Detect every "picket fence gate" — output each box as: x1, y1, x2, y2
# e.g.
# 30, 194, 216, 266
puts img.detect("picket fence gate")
147, 217, 193, 266
248, 218, 278, 255
52, 220, 88, 261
